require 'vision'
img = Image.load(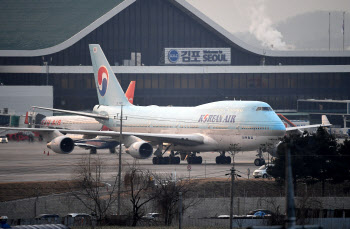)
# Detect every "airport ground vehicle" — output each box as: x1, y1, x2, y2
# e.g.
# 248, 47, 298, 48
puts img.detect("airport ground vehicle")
253, 164, 274, 178
142, 213, 161, 220
0, 136, 7, 143
65, 213, 91, 226
35, 214, 60, 223
246, 209, 273, 217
